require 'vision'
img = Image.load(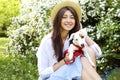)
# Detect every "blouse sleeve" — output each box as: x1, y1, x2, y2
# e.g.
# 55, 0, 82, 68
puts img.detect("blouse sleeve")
90, 43, 102, 58
36, 37, 54, 79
